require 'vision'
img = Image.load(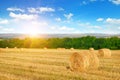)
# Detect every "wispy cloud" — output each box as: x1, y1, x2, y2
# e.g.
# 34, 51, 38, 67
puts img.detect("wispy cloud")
7, 7, 25, 12
28, 7, 55, 13
105, 18, 120, 24
39, 7, 55, 12
80, 0, 97, 5
27, 8, 37, 13
50, 26, 76, 33
96, 18, 104, 22
0, 19, 9, 24
9, 12, 38, 20
59, 26, 75, 31
55, 18, 61, 22
2, 28, 14, 32
0, 26, 14, 33
64, 13, 73, 20
81, 1, 88, 5
81, 0, 120, 6
80, 0, 104, 5
78, 22, 101, 29
109, 0, 120, 5
97, 18, 120, 33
